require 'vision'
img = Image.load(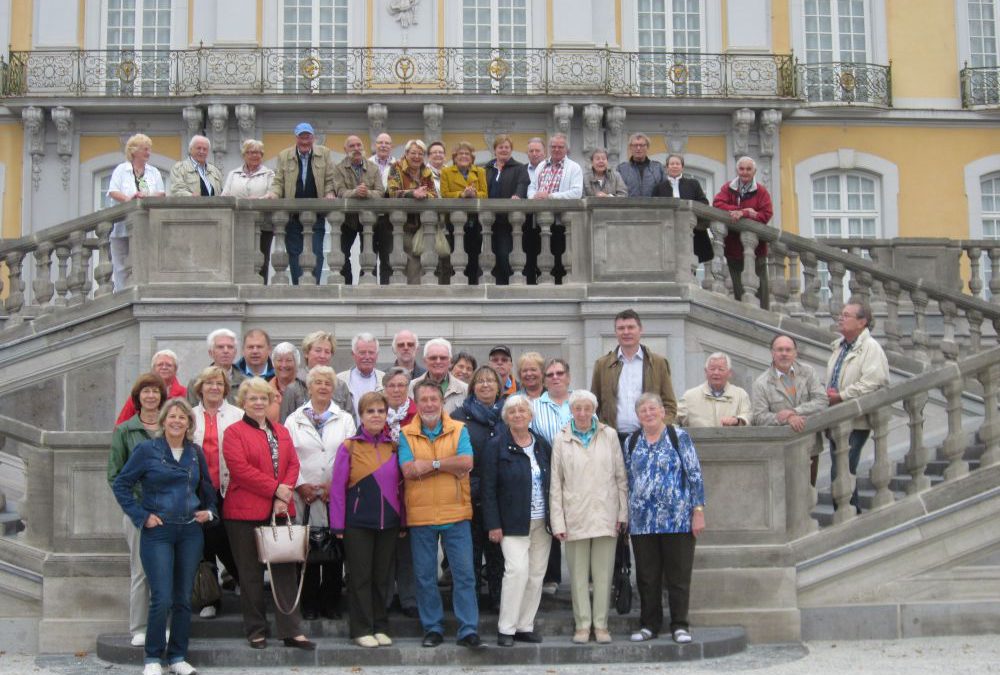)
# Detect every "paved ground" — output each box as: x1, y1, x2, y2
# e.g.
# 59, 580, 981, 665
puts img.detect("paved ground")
1, 636, 998, 674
